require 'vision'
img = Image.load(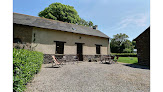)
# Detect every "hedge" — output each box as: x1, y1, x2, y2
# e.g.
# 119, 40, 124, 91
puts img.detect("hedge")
13, 48, 43, 92
111, 53, 137, 57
